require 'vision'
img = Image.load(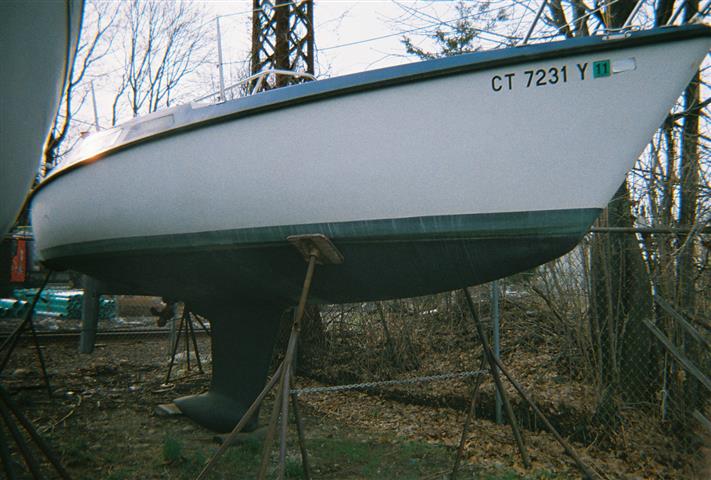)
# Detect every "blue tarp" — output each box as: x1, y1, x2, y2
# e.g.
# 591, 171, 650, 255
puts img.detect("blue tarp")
0, 288, 116, 319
